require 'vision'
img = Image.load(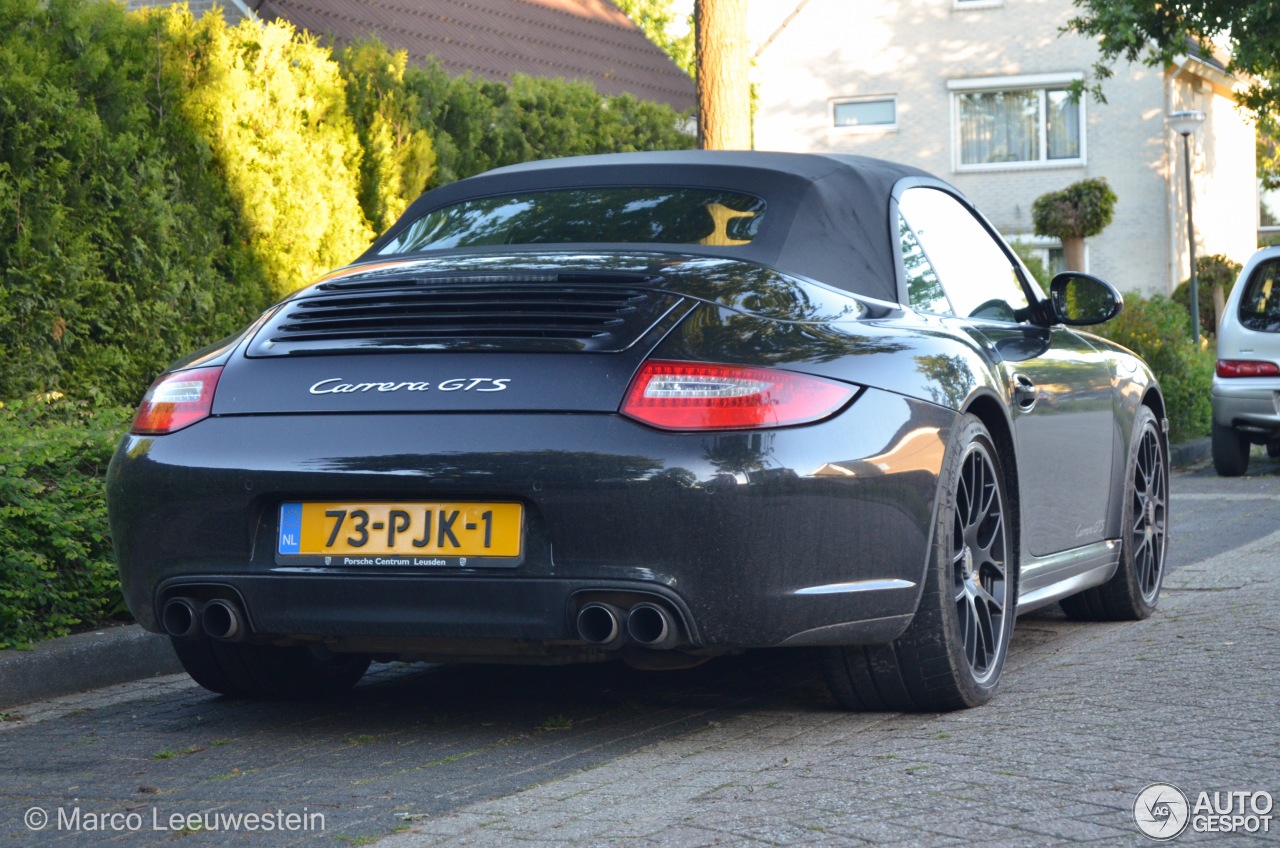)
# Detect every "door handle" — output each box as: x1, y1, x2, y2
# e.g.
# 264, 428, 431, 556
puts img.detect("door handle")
1012, 373, 1037, 411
